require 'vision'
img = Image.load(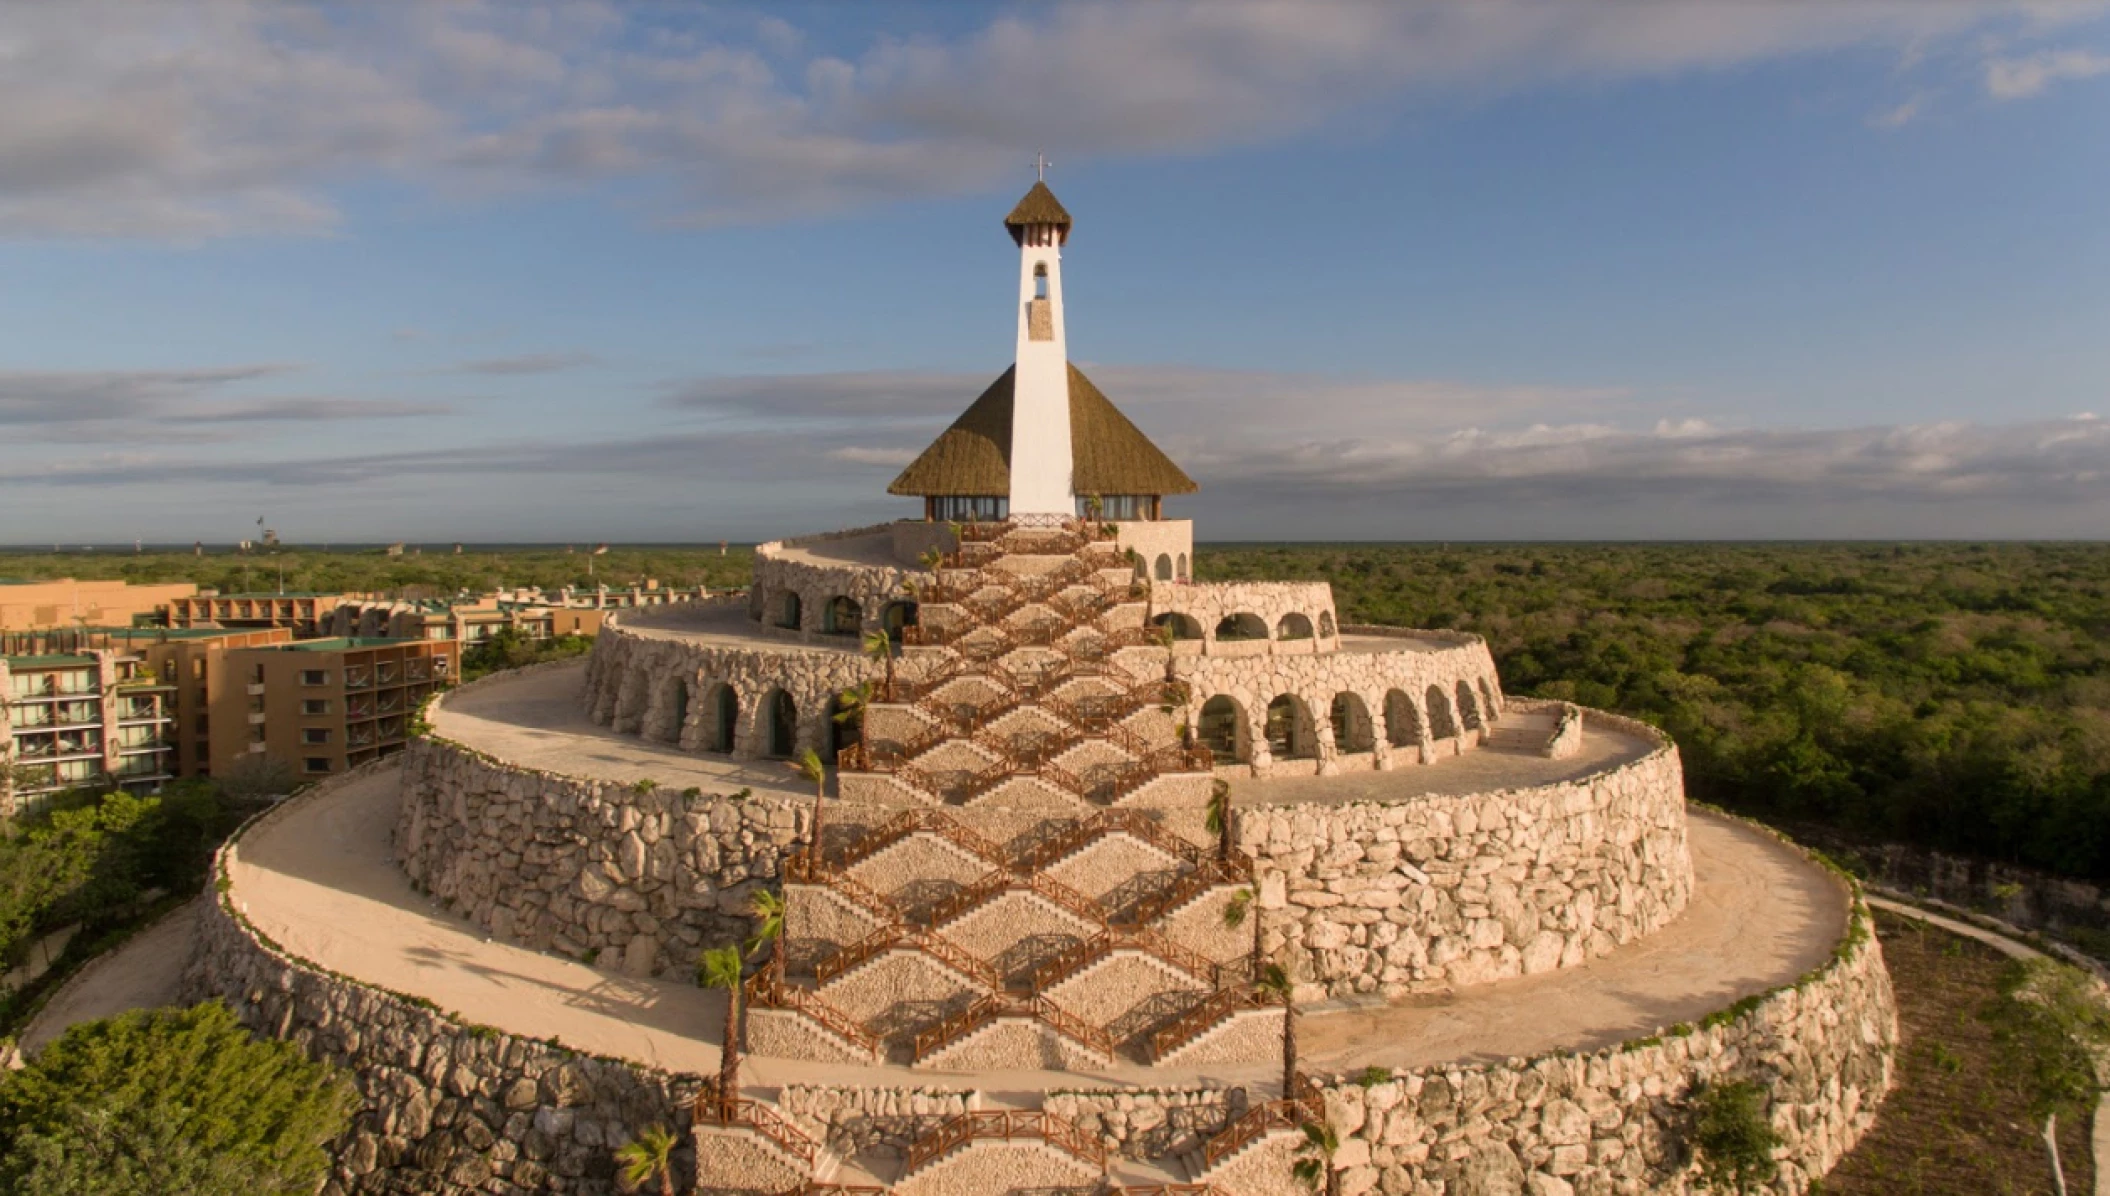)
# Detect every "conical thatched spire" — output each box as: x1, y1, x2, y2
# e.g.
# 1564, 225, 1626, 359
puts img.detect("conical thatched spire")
1004, 181, 1072, 246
